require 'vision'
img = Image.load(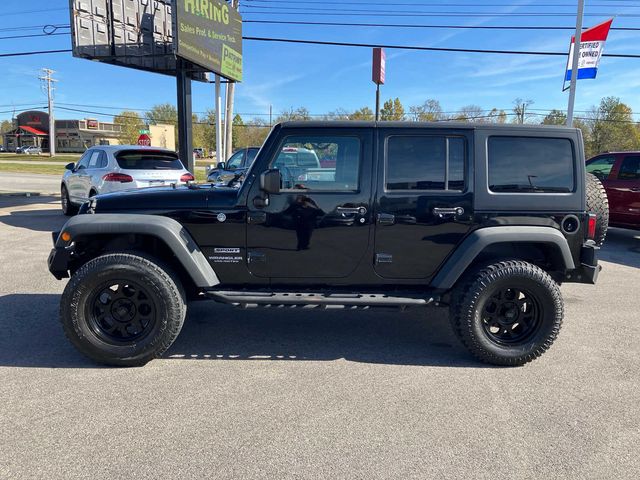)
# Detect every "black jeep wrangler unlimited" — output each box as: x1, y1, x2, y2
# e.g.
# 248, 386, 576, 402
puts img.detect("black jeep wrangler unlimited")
48, 121, 606, 367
